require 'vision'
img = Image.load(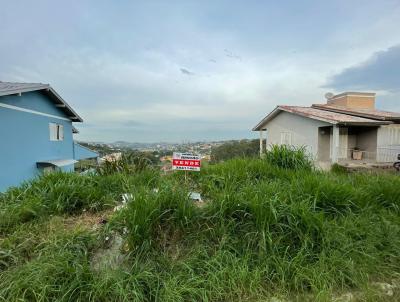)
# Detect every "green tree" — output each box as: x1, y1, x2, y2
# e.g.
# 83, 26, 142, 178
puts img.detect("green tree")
211, 139, 259, 163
